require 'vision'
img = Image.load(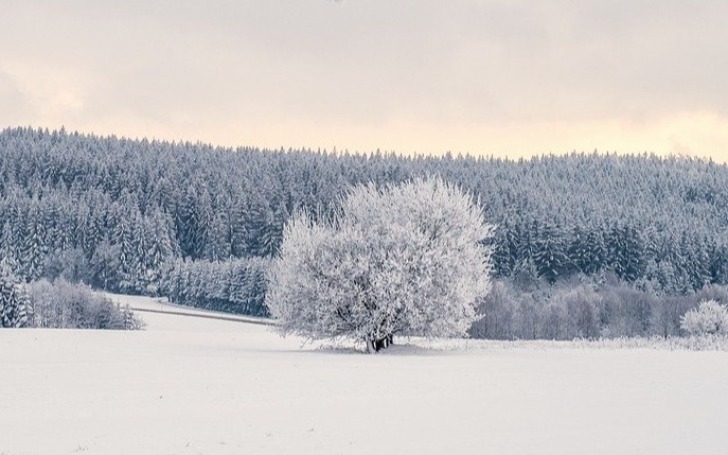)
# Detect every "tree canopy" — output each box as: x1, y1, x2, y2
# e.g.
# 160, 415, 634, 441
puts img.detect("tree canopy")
266, 177, 493, 352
